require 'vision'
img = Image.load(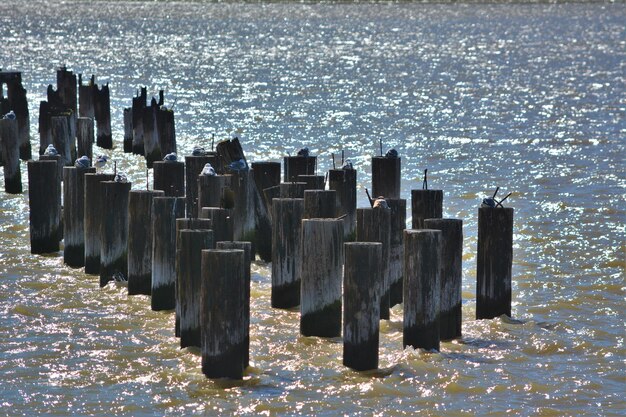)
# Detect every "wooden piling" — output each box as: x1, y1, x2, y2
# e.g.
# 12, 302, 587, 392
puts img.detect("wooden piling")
76, 117, 94, 161
403, 229, 442, 351
0, 118, 22, 193
387, 199, 407, 307
371, 156, 400, 199
411, 190, 443, 229
262, 185, 281, 214
153, 160, 185, 197
94, 83, 112, 149
185, 154, 219, 218
251, 162, 281, 196
151, 196, 185, 310
39, 154, 64, 186
0, 71, 31, 160
279, 182, 306, 198
216, 241, 251, 367
476, 207, 514, 319
343, 242, 382, 371
297, 174, 325, 190
228, 170, 256, 241
78, 74, 95, 119
84, 173, 115, 274
201, 249, 247, 379
303, 190, 336, 219
328, 168, 357, 240
197, 174, 231, 212
51, 116, 72, 167
131, 87, 146, 155
99, 180, 131, 287
356, 206, 391, 320
199, 207, 234, 243
156, 107, 176, 157
424, 218, 463, 340
27, 160, 60, 253
123, 107, 133, 153
251, 162, 281, 262
300, 219, 343, 337
271, 198, 304, 308
143, 100, 160, 167
62, 166, 96, 267
127, 190, 164, 295
284, 155, 316, 182
178, 229, 214, 348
